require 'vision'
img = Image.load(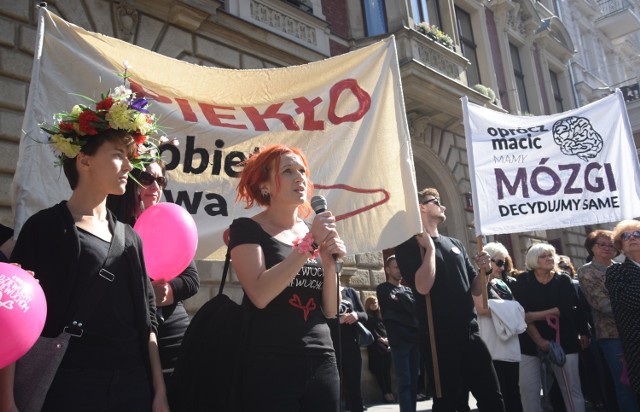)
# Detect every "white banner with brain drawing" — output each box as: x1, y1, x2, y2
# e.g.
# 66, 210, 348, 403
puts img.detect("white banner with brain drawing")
463, 92, 640, 236
12, 10, 422, 259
